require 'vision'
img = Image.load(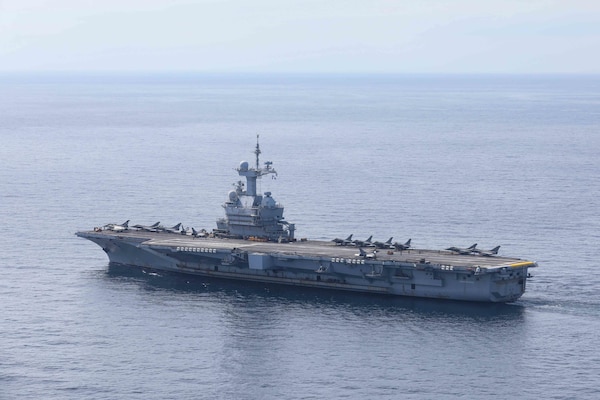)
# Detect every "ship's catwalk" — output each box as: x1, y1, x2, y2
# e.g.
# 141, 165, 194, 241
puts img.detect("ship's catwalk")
77, 137, 537, 302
